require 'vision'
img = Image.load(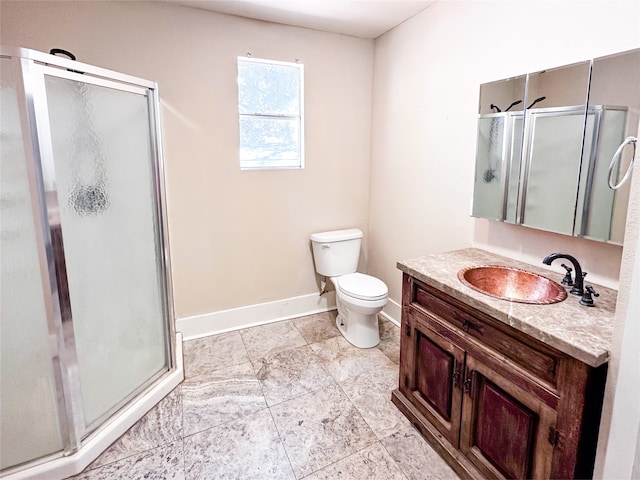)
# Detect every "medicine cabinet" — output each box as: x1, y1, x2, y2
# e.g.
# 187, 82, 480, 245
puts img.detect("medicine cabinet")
472, 48, 640, 245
